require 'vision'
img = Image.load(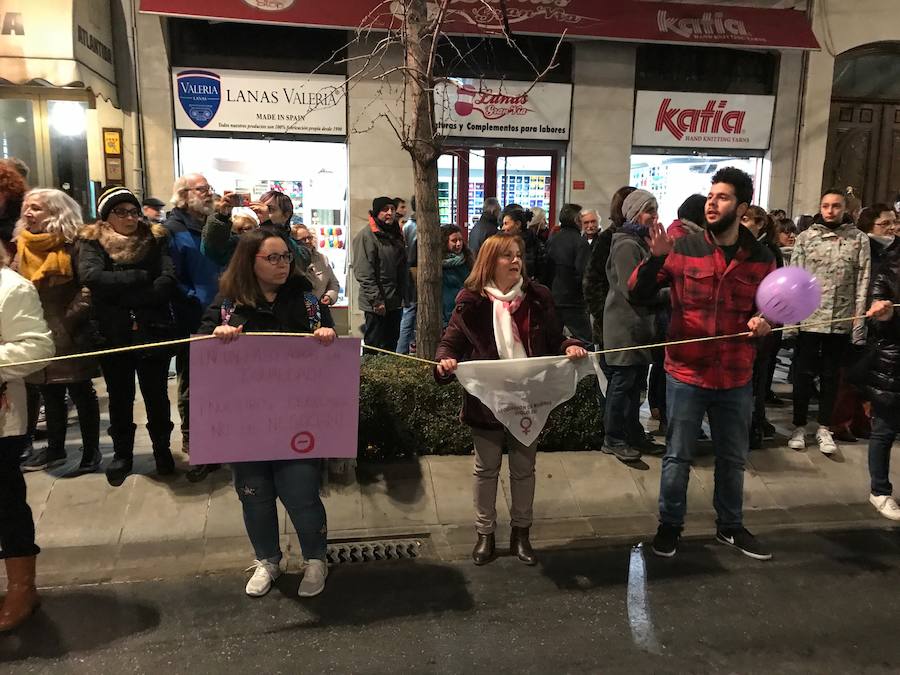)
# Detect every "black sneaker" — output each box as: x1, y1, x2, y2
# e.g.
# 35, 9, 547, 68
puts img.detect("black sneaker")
762, 420, 777, 440
186, 463, 220, 483
716, 527, 772, 561
651, 523, 682, 558
633, 434, 665, 455
21, 446, 66, 472
601, 444, 641, 462
64, 447, 102, 477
